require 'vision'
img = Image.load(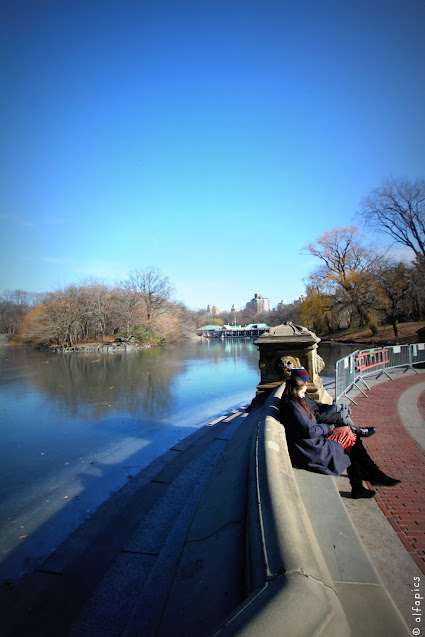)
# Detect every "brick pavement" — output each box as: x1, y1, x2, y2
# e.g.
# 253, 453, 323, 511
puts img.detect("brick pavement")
350, 374, 425, 574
